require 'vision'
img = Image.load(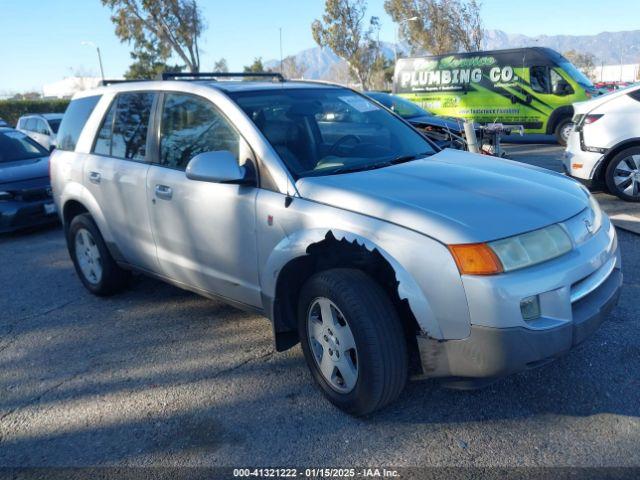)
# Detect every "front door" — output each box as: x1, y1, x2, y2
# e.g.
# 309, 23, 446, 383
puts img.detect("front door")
146, 92, 261, 307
